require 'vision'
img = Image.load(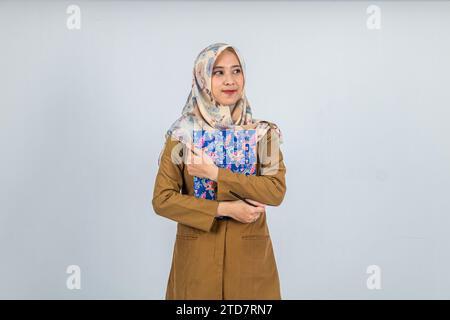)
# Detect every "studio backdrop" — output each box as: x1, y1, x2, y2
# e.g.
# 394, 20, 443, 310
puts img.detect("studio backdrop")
0, 0, 449, 299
